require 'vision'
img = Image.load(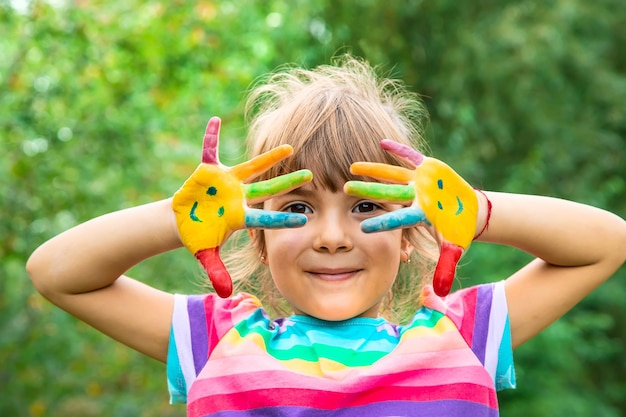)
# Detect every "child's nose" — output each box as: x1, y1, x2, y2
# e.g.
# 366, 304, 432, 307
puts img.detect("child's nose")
313, 213, 354, 254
